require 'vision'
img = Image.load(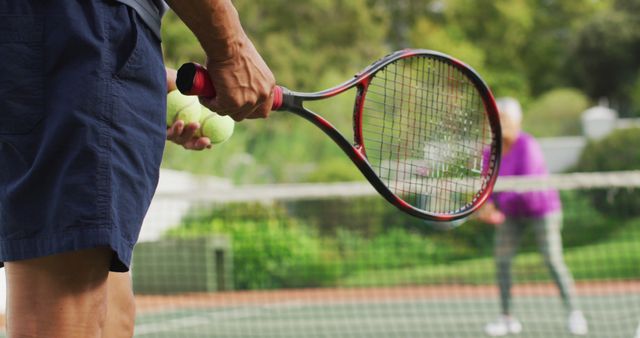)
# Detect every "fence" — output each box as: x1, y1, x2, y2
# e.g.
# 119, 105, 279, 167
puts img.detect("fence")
132, 171, 640, 337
